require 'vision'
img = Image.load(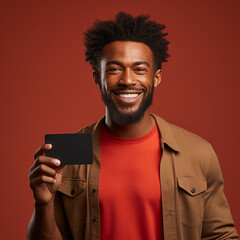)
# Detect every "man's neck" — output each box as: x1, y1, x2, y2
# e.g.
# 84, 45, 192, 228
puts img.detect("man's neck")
104, 110, 155, 138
